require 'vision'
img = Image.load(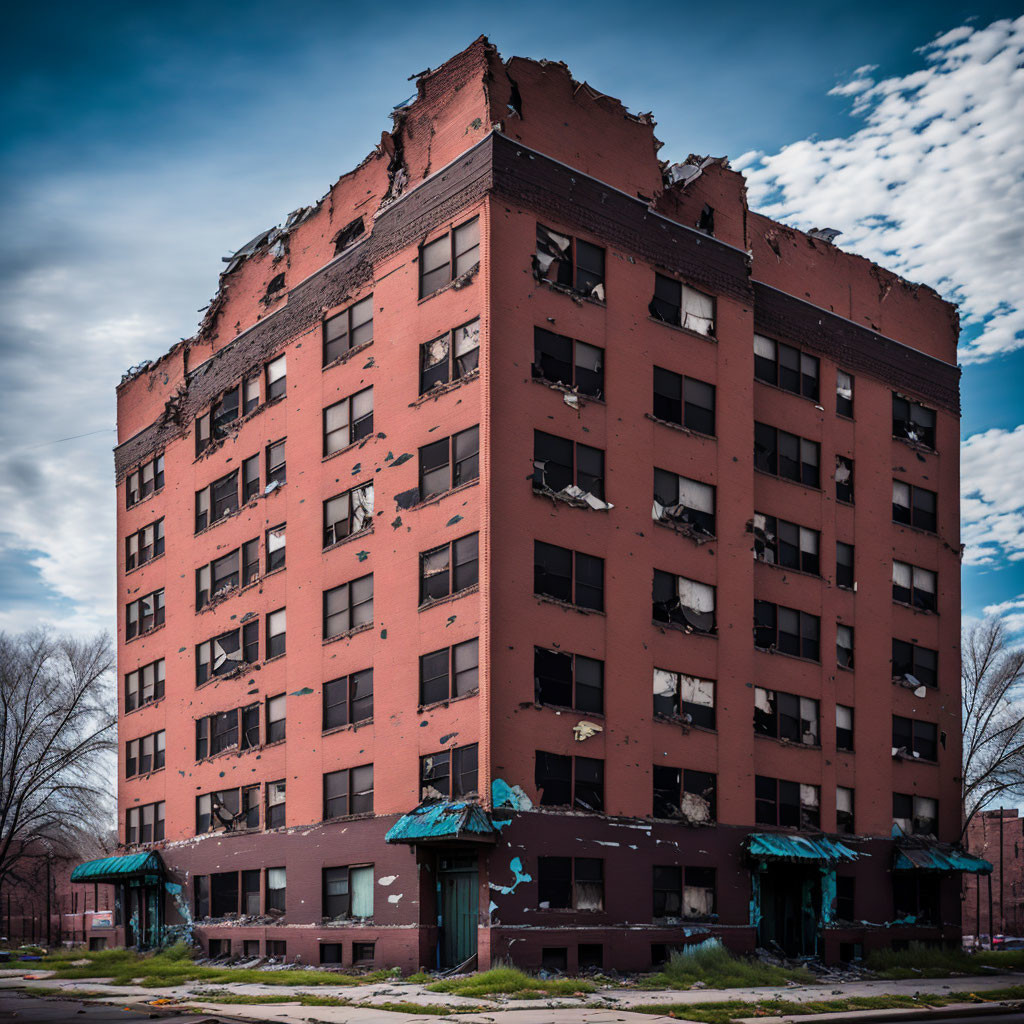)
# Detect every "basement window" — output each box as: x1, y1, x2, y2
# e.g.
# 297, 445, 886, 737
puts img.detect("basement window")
353, 942, 375, 965
754, 688, 819, 746
534, 224, 605, 301
125, 659, 164, 712
752, 513, 819, 574
755, 776, 820, 829
836, 542, 855, 589
265, 355, 286, 402
125, 519, 164, 571
650, 273, 715, 336
892, 639, 938, 689
126, 589, 164, 640
534, 647, 603, 714
837, 624, 854, 669
265, 694, 286, 743
323, 764, 374, 819
420, 217, 480, 297
266, 780, 286, 828
323, 573, 373, 638
754, 422, 820, 487
836, 786, 855, 834
125, 454, 164, 508
892, 480, 937, 532
323, 668, 374, 729
653, 469, 715, 537
421, 743, 479, 801
653, 866, 717, 920
535, 751, 604, 811
836, 371, 854, 418
753, 600, 820, 661
534, 541, 604, 611
892, 560, 937, 612
420, 319, 480, 394
417, 638, 478, 704
892, 715, 938, 761
196, 622, 259, 685
324, 482, 374, 546
242, 453, 260, 502
323, 295, 373, 365
538, 857, 604, 911
893, 793, 938, 837
653, 367, 716, 435
533, 327, 603, 398
420, 426, 479, 501
836, 705, 854, 751
835, 455, 854, 504
753, 335, 818, 399
266, 868, 286, 914
652, 765, 717, 823
892, 393, 936, 449
324, 388, 373, 455
652, 570, 716, 634
533, 430, 605, 503
323, 865, 374, 920
420, 533, 479, 605
653, 670, 715, 729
